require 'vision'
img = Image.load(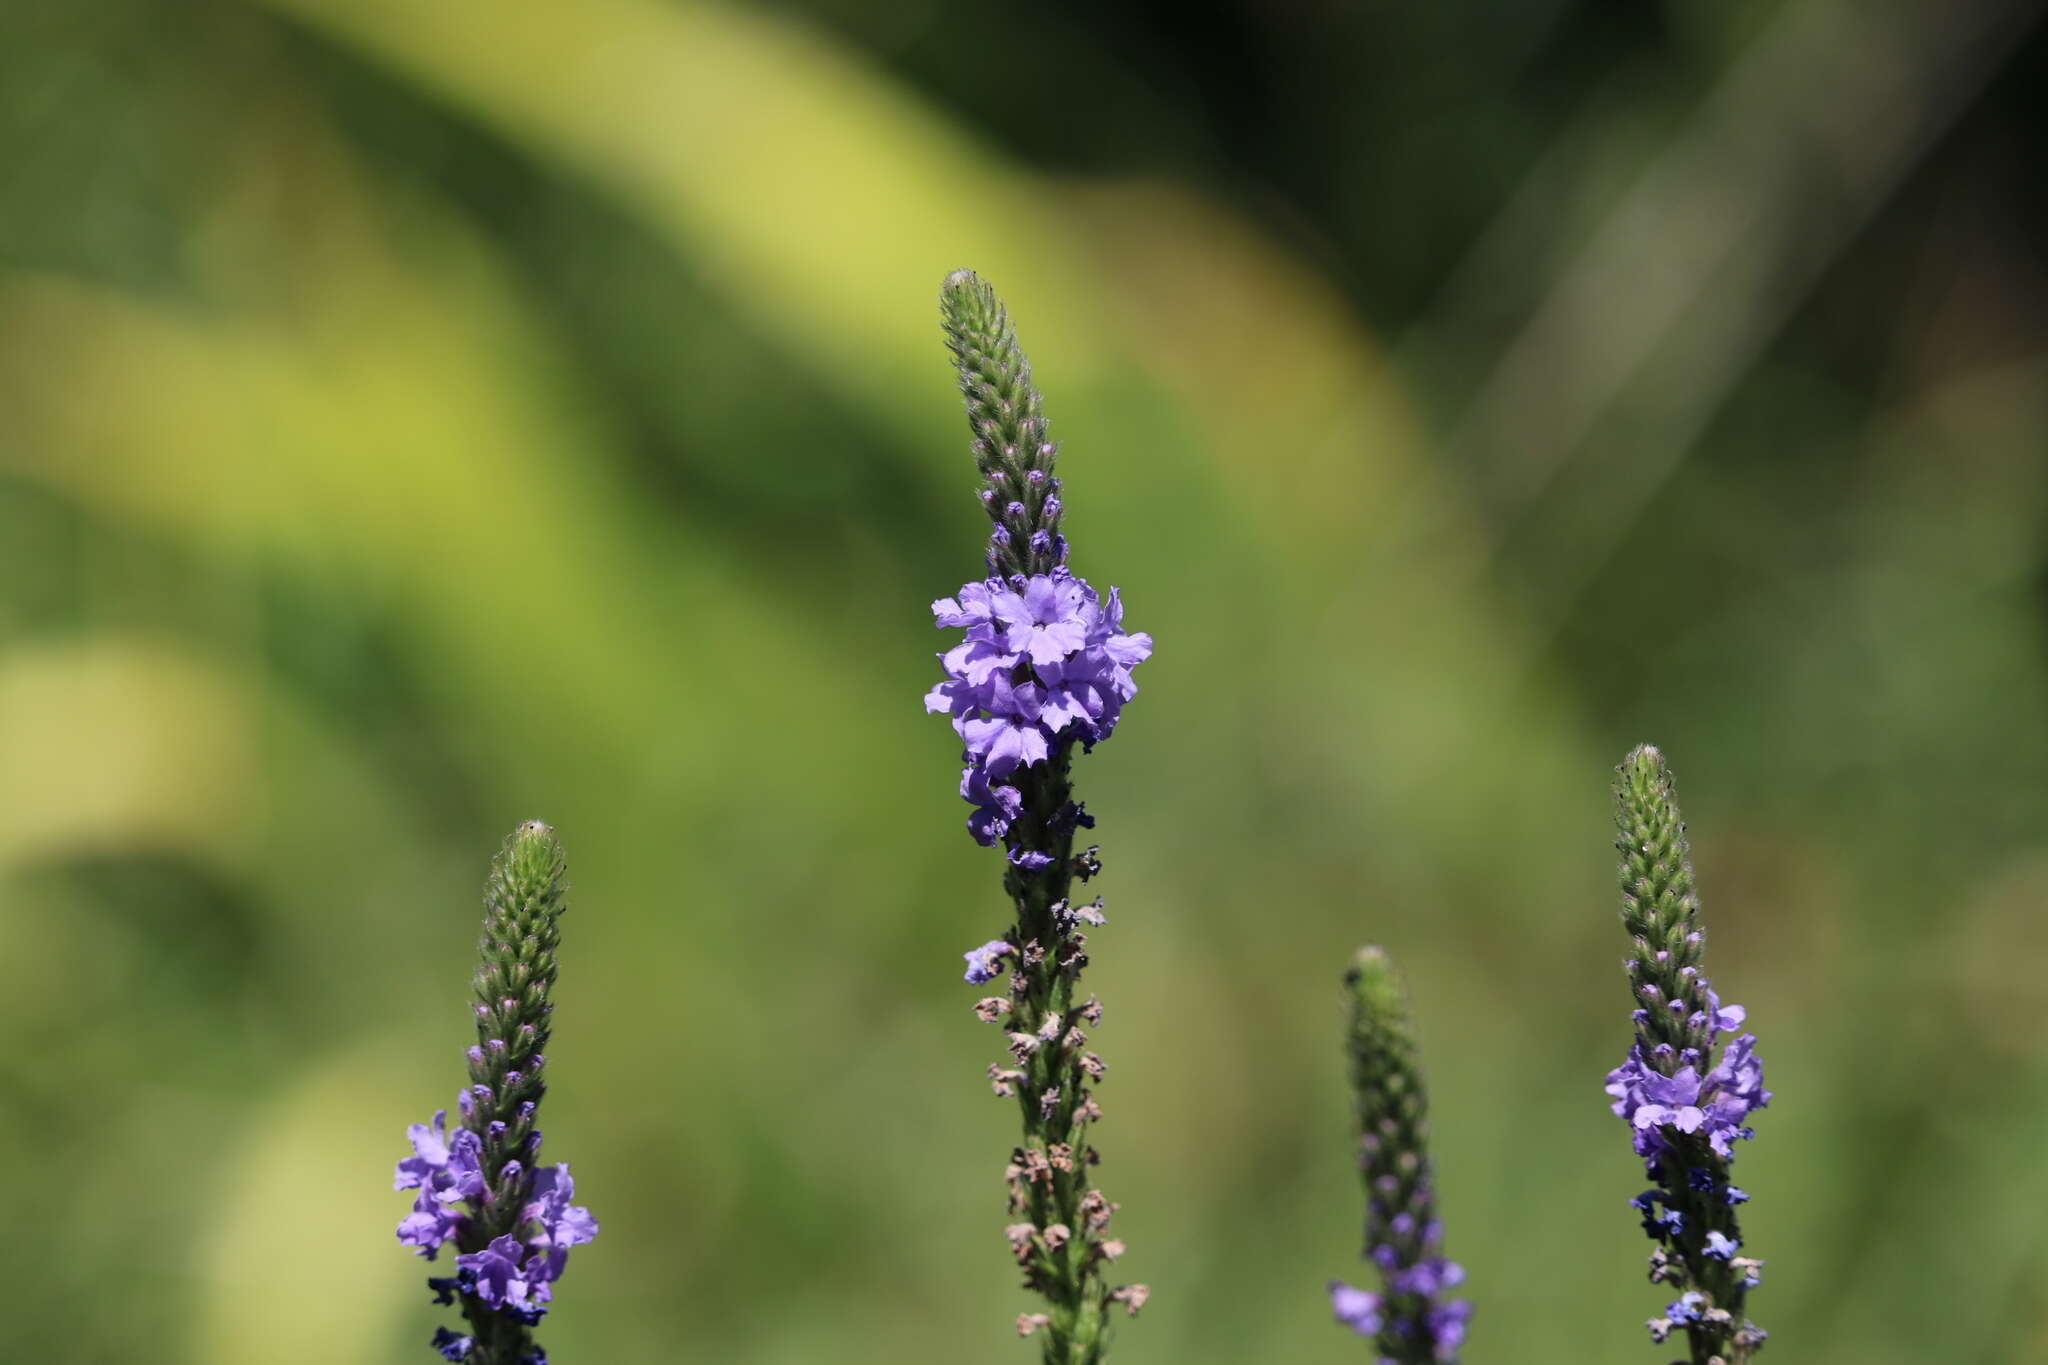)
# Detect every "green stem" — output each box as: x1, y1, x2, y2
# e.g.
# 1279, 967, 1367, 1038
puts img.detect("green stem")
996, 747, 1125, 1365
